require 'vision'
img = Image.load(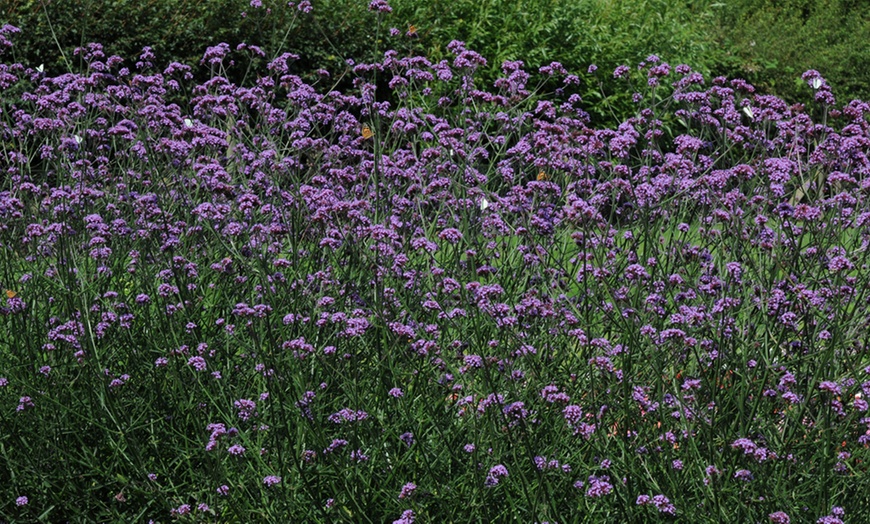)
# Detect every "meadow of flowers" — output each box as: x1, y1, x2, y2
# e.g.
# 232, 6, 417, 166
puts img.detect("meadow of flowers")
1, 6, 870, 522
